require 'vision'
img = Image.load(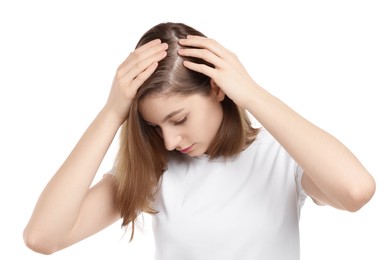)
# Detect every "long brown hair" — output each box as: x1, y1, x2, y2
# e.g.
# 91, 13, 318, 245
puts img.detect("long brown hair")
113, 22, 259, 241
